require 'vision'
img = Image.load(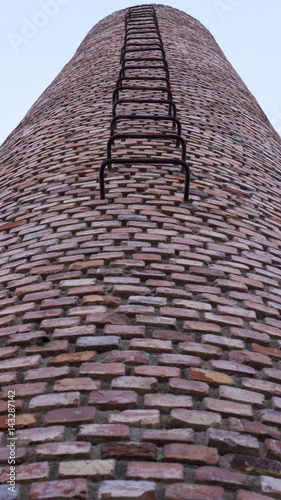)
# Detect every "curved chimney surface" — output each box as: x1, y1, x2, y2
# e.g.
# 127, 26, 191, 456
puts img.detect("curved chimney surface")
0, 5, 281, 500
